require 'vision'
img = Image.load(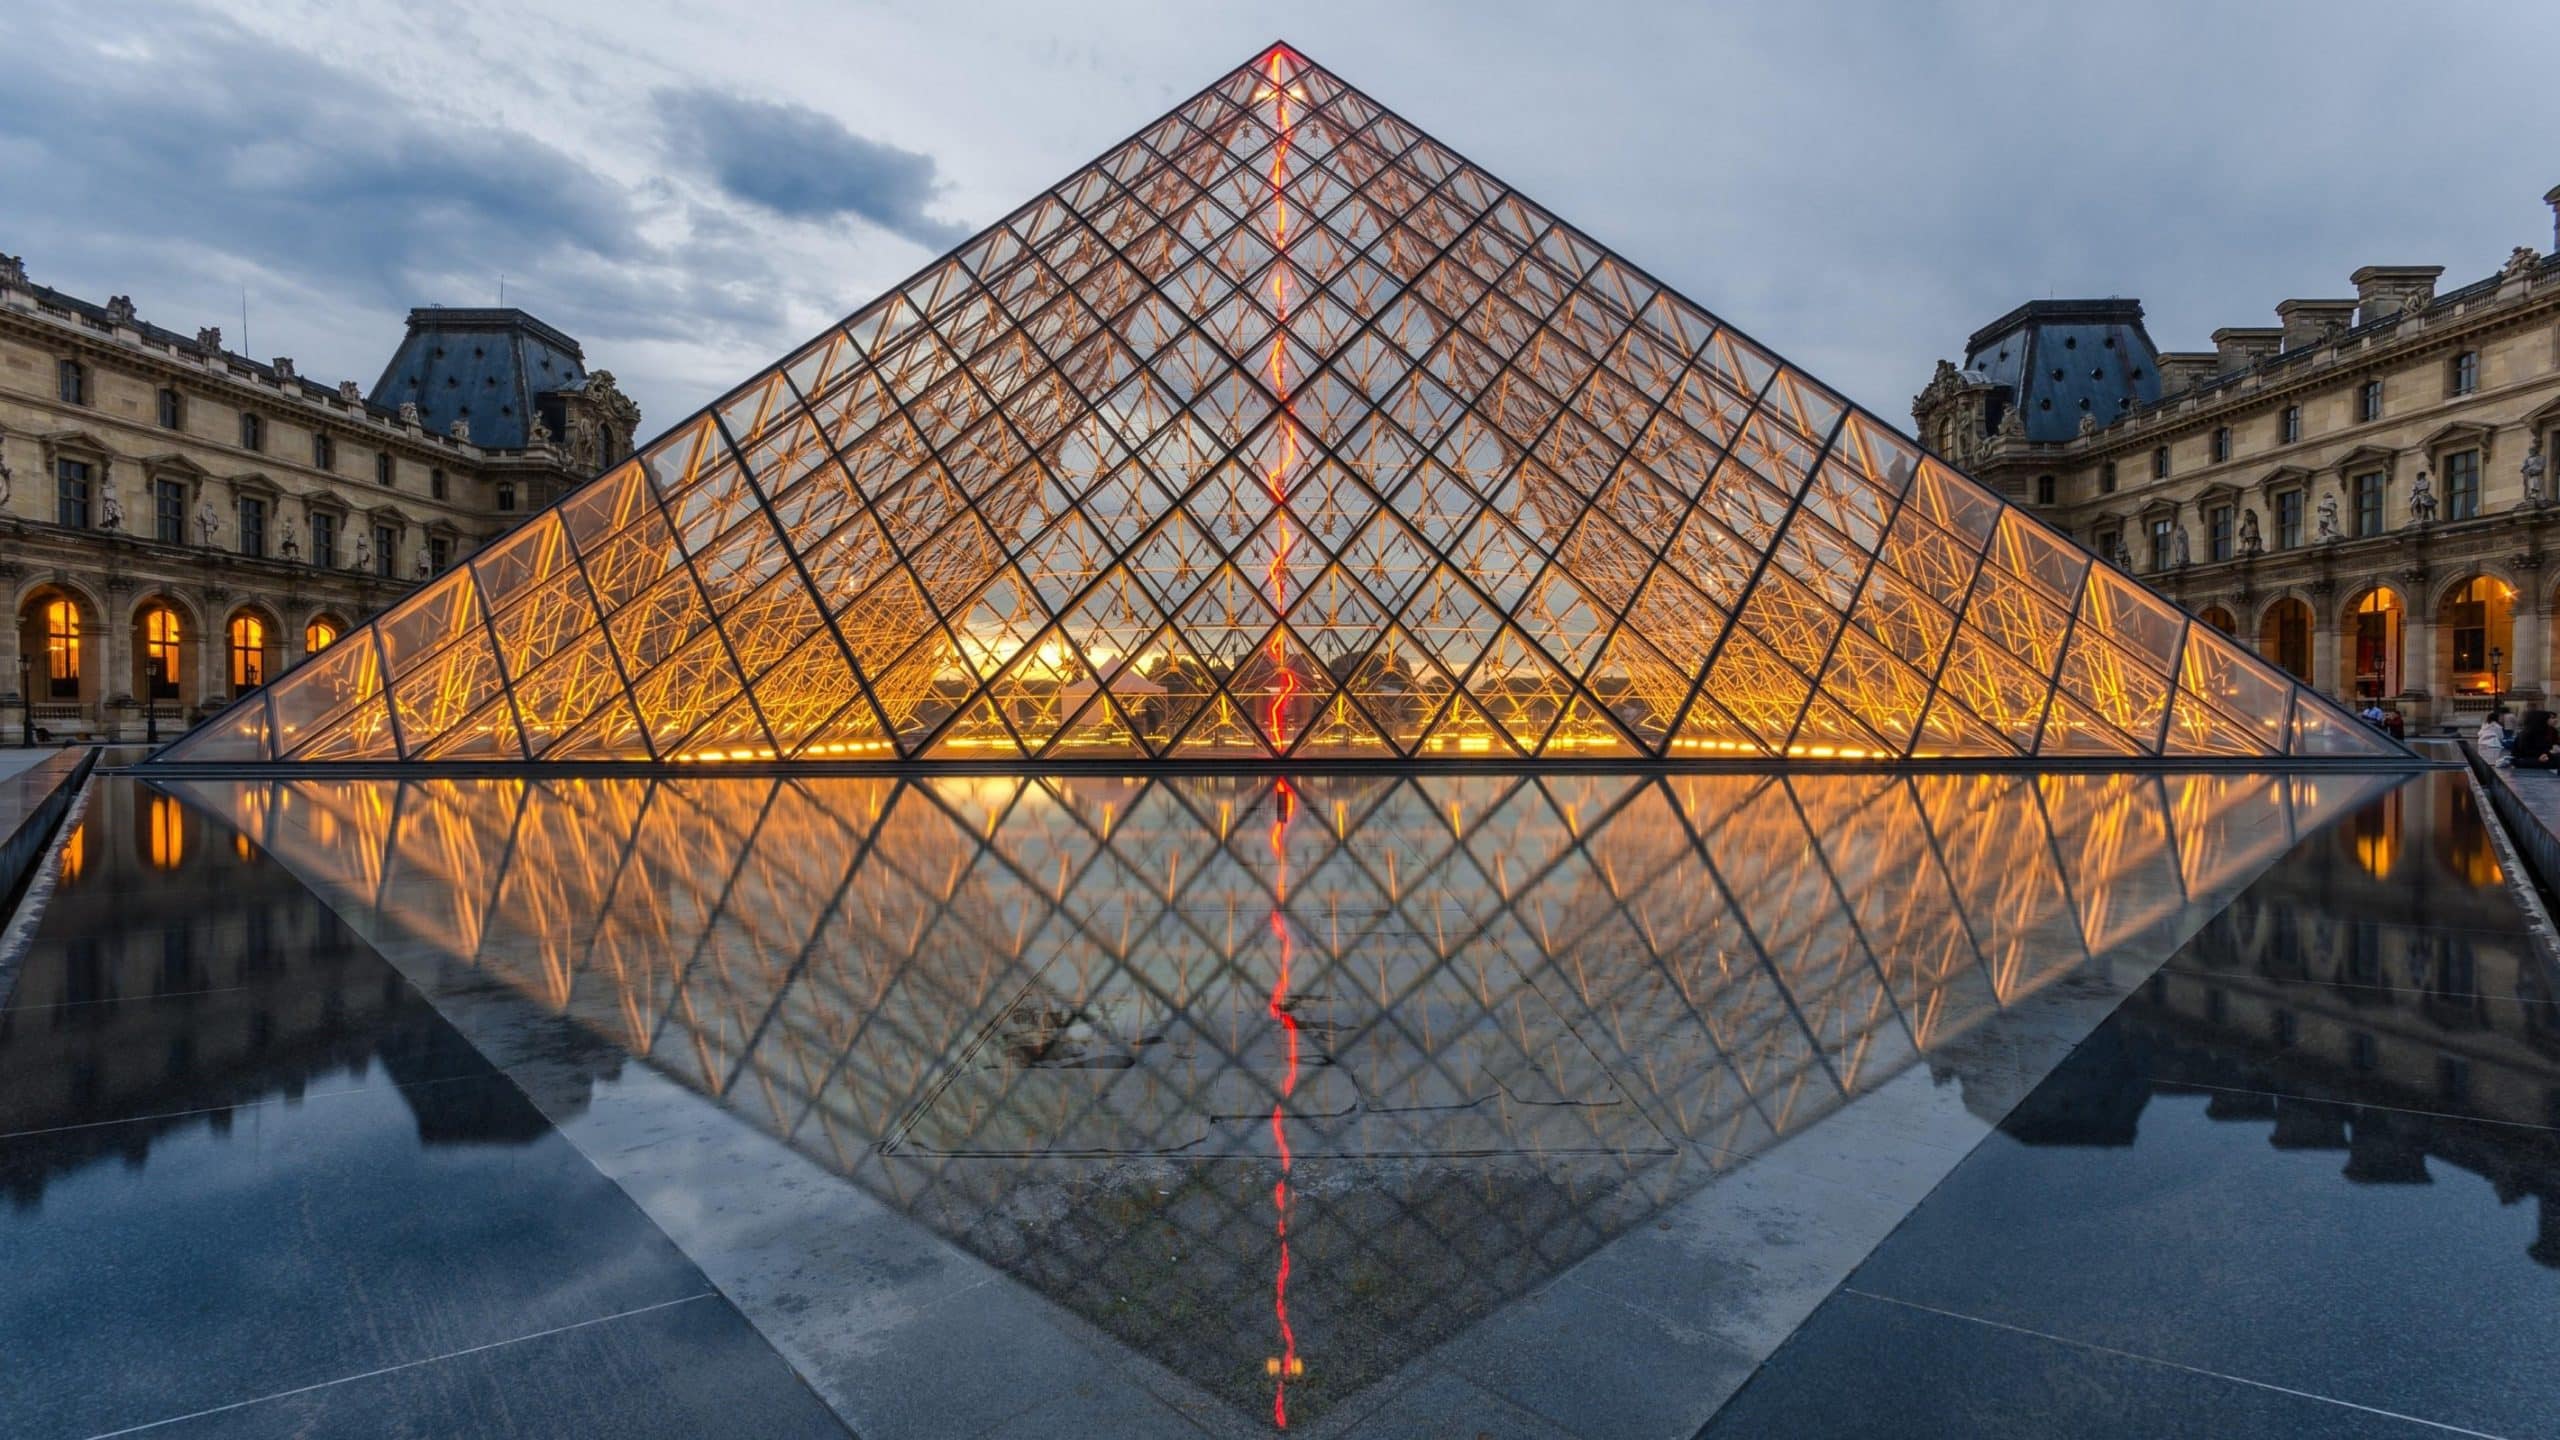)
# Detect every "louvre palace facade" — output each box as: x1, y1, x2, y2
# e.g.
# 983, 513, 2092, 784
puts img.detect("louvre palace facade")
1915, 184, 2560, 731
0, 255, 638, 742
